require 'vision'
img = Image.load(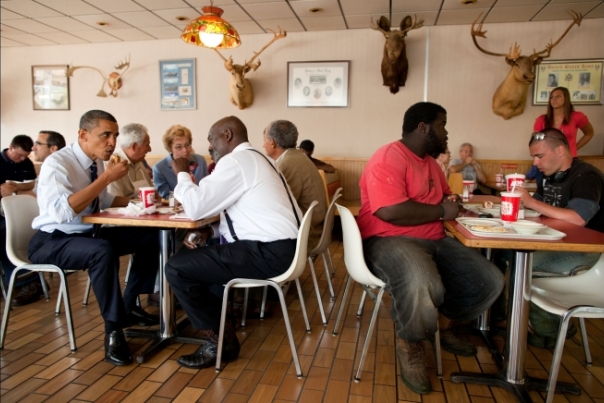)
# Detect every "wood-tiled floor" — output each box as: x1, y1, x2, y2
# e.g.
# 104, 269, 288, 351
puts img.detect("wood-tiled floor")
1, 241, 603, 403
